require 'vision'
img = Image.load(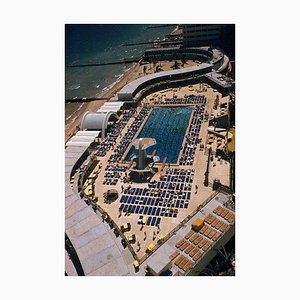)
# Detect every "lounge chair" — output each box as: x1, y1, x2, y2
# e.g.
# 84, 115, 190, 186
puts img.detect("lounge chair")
189, 233, 198, 243
185, 244, 196, 254
169, 251, 180, 261
179, 241, 190, 251
147, 216, 152, 226
185, 230, 194, 240
192, 250, 203, 262
175, 239, 185, 248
